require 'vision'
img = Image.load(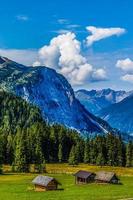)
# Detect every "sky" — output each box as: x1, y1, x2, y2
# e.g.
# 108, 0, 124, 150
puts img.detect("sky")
0, 0, 133, 91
